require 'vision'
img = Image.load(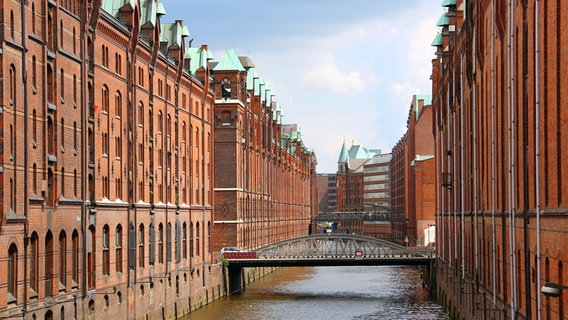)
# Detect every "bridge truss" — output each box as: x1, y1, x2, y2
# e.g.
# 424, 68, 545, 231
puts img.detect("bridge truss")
255, 234, 434, 260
